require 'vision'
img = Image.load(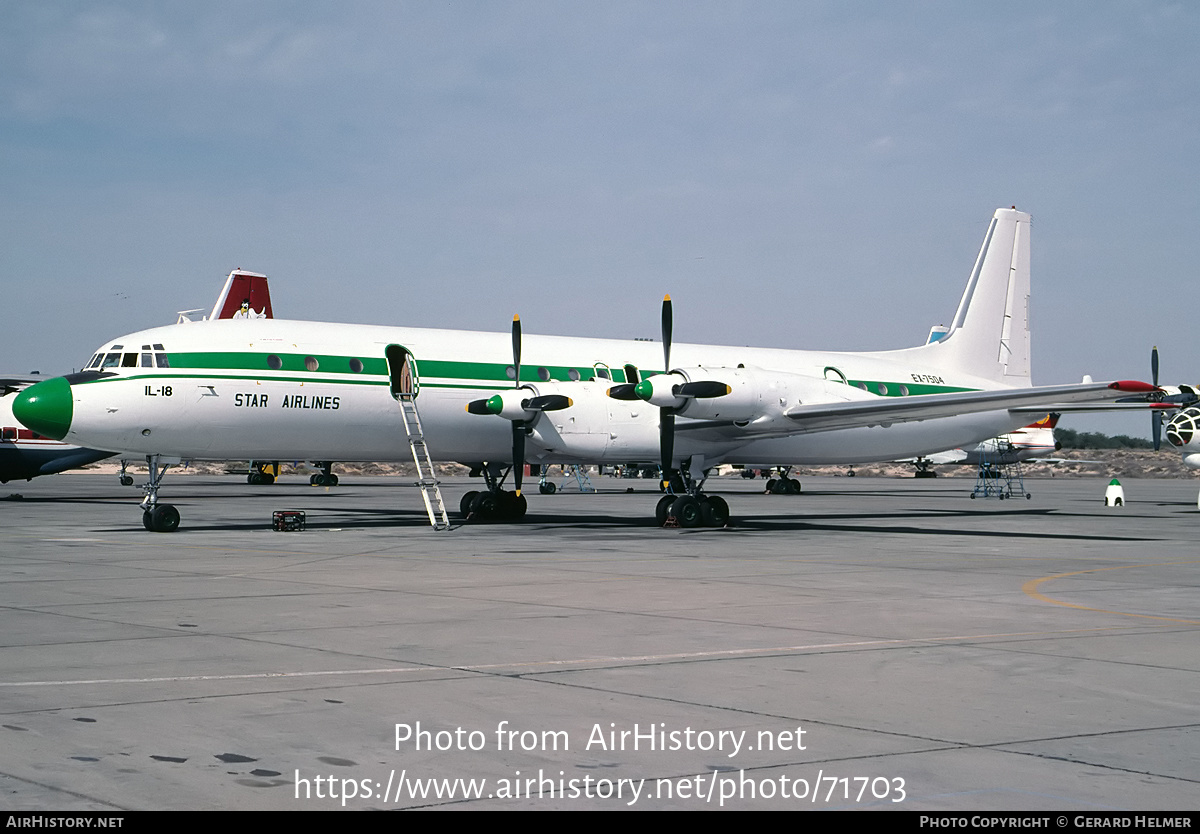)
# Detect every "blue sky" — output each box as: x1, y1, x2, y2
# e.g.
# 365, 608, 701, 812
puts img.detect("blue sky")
3, 2, 1196, 436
